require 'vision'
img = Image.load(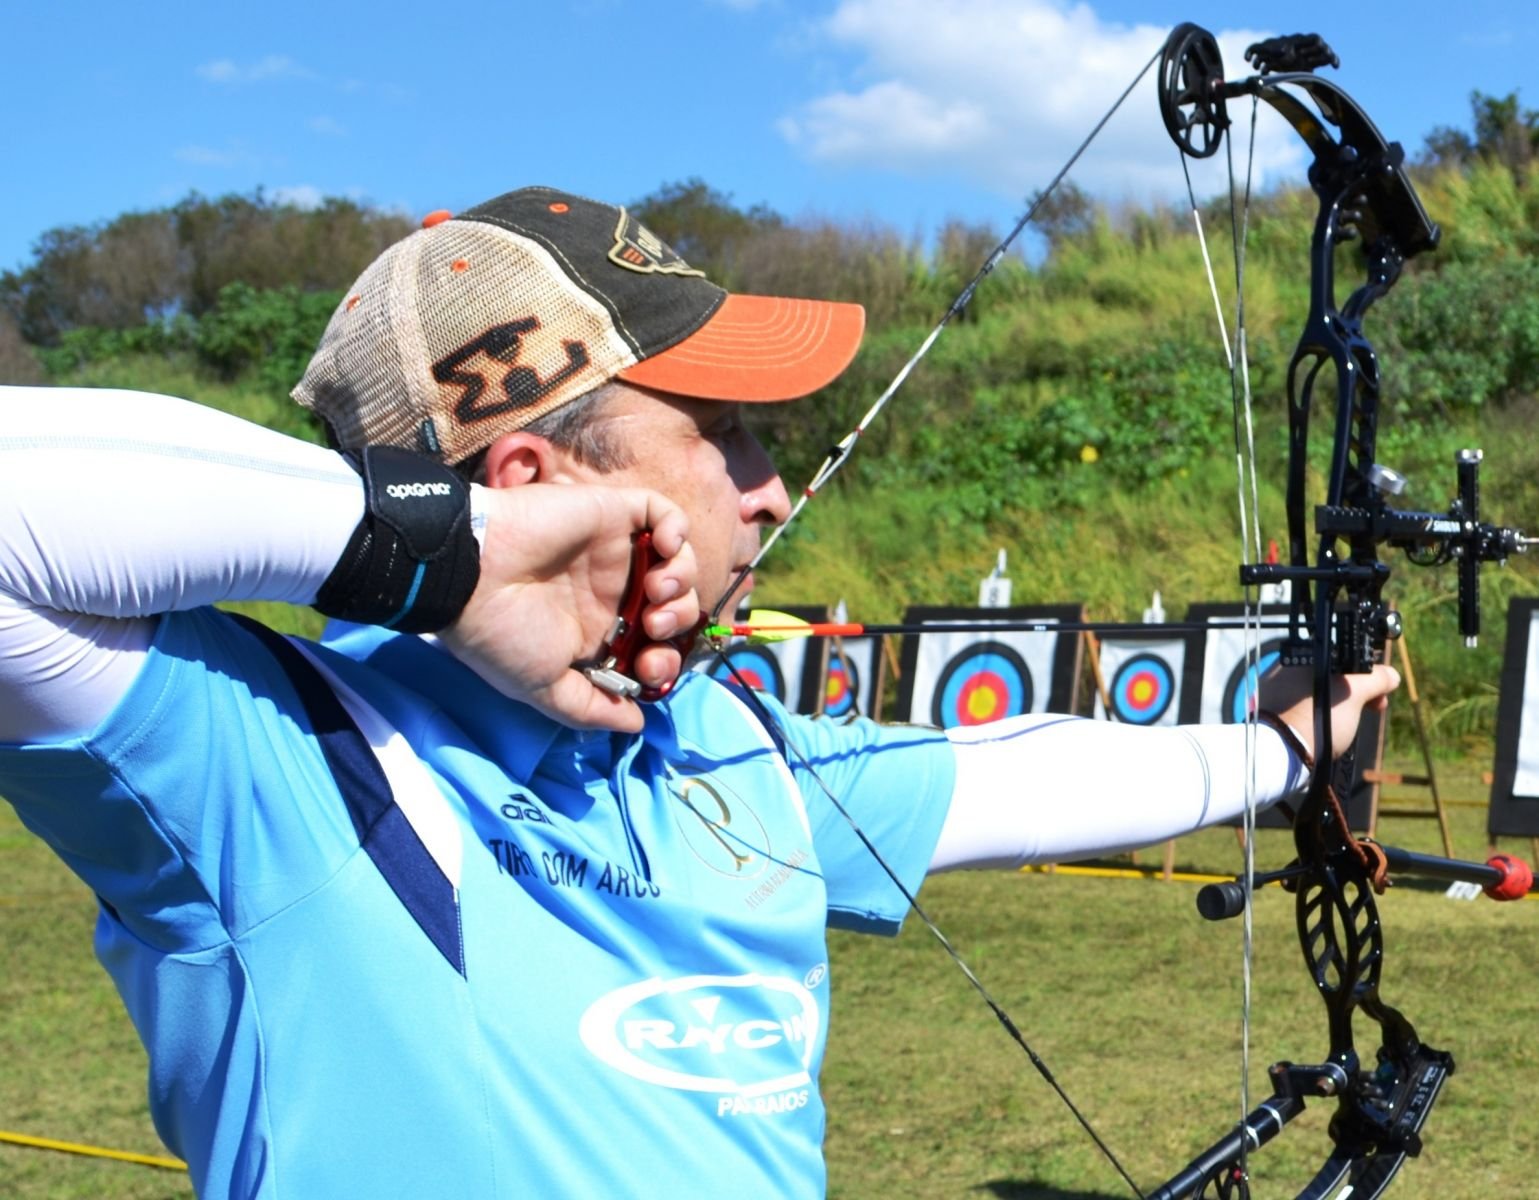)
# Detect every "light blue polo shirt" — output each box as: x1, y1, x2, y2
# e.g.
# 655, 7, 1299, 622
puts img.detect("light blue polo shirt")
0, 609, 953, 1198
